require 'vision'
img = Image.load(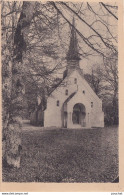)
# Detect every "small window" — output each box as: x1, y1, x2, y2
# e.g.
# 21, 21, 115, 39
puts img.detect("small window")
91, 102, 93, 108
57, 100, 59, 106
83, 90, 85, 94
65, 89, 68, 95
74, 78, 77, 84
